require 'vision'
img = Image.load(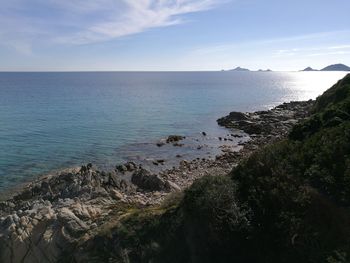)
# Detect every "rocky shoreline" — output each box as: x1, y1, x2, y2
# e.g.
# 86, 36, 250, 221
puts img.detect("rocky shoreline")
0, 100, 314, 263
